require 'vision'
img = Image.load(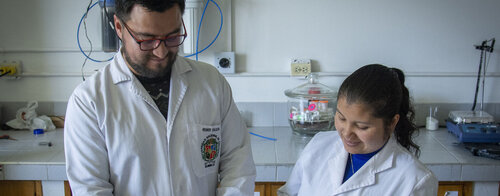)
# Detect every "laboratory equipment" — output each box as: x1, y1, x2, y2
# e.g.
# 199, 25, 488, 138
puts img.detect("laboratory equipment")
285, 73, 337, 136
99, 0, 119, 52
446, 111, 500, 143
446, 38, 498, 143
